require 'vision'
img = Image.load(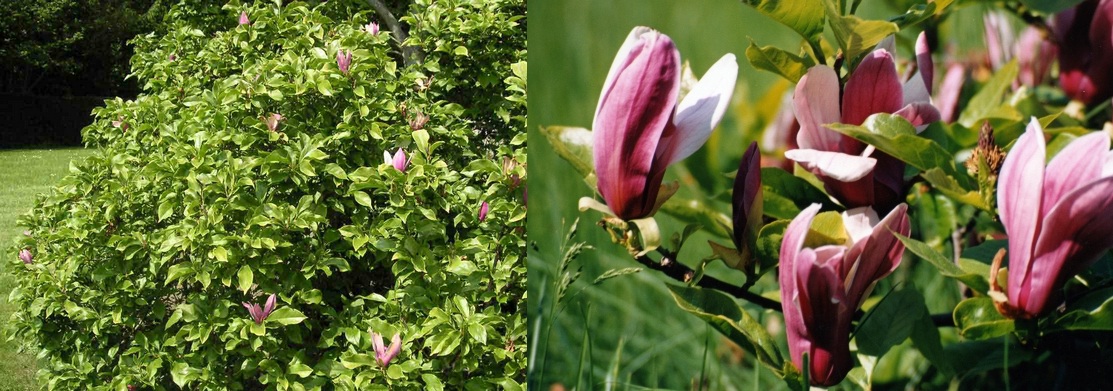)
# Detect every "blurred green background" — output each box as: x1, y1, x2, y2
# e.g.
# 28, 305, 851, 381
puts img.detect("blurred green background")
526, 1, 996, 390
